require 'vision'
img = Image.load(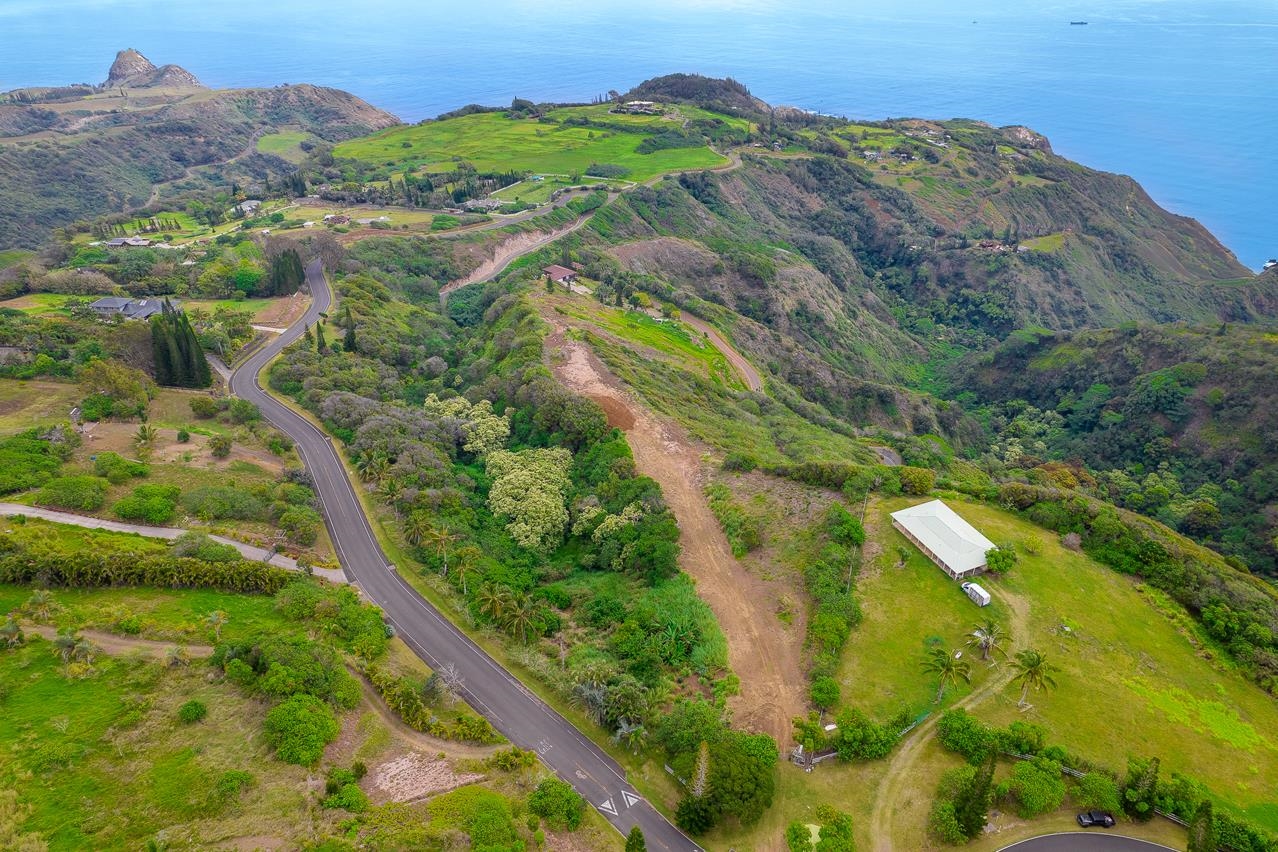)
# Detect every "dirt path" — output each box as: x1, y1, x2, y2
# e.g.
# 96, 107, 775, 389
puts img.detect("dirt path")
867, 587, 1031, 851
679, 312, 763, 393
545, 323, 805, 743
24, 623, 214, 659
438, 204, 611, 303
